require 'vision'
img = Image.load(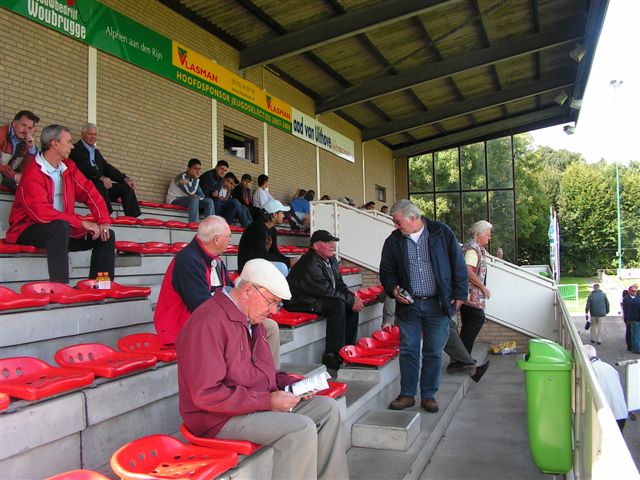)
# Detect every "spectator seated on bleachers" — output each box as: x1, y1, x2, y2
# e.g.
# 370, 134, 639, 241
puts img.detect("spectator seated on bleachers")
220, 171, 252, 227
0, 110, 40, 192
284, 230, 364, 372
166, 158, 213, 224
69, 123, 141, 218
237, 199, 295, 278
231, 173, 253, 217
175, 259, 349, 480
199, 161, 250, 227
154, 215, 281, 366
5, 124, 115, 284
250, 173, 274, 219
290, 188, 311, 229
